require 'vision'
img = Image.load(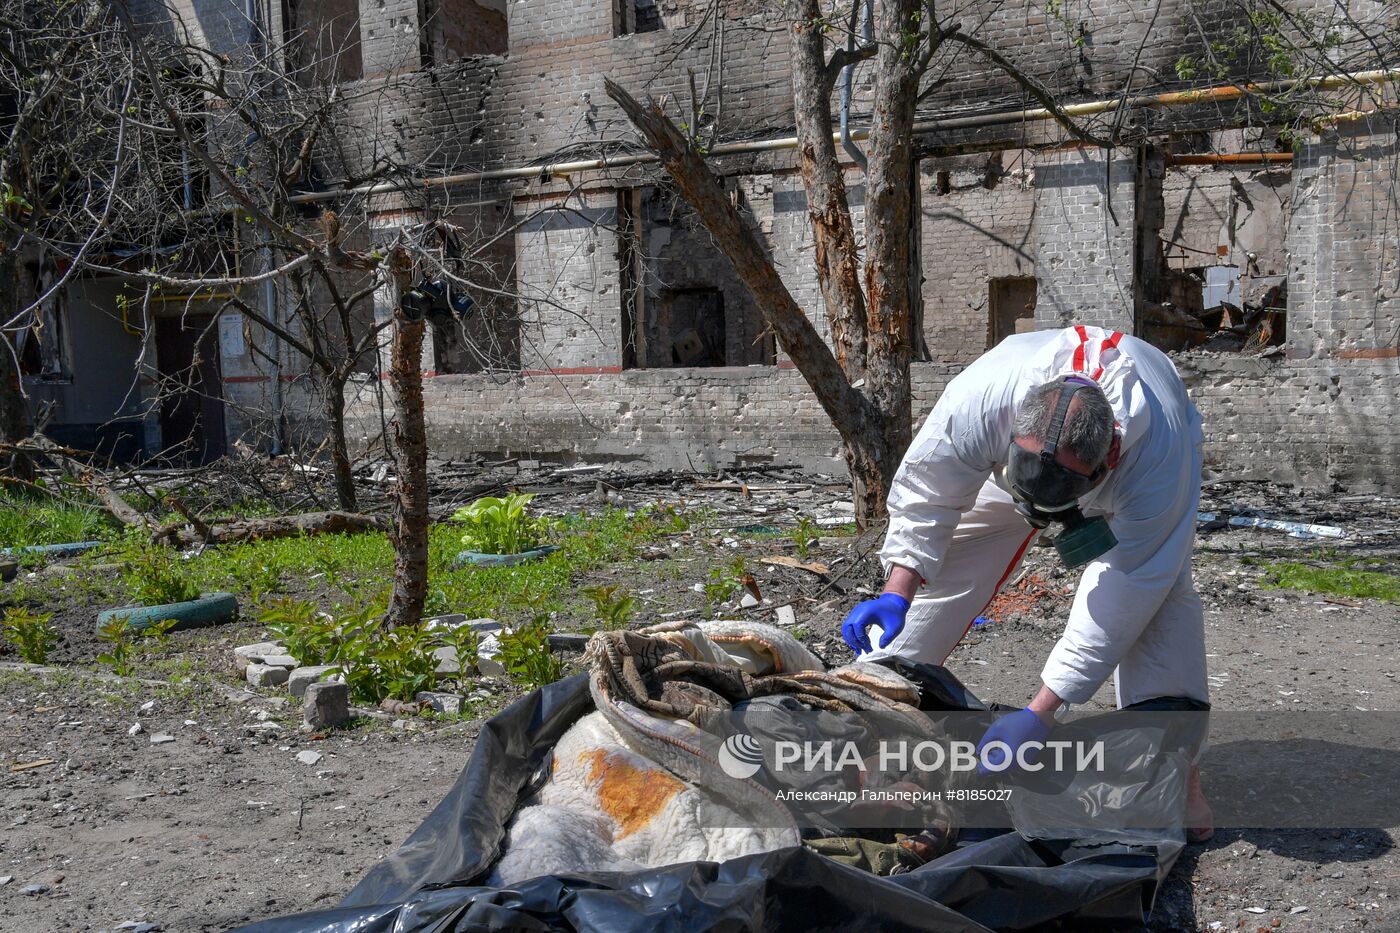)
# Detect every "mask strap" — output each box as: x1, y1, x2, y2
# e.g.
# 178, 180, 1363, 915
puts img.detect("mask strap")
1040, 379, 1082, 461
